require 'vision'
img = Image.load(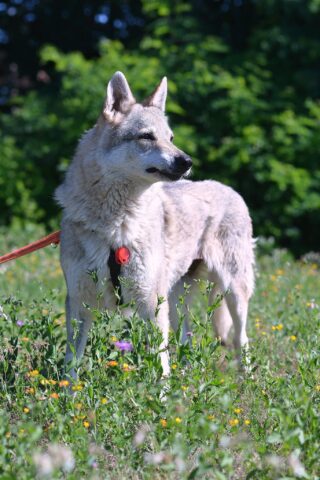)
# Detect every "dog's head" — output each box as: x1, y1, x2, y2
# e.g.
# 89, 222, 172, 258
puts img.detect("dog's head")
93, 72, 192, 183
